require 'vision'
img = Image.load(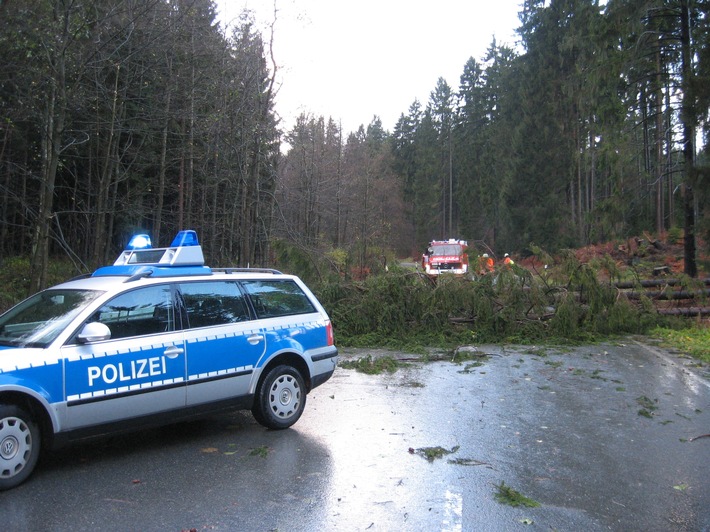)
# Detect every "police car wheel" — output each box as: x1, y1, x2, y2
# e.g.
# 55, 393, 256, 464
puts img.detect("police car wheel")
0, 405, 41, 491
252, 365, 306, 430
